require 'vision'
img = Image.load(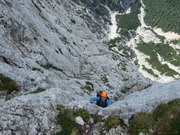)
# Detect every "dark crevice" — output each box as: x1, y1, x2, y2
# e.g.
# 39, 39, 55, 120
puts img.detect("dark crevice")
31, 0, 42, 13
0, 56, 22, 68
